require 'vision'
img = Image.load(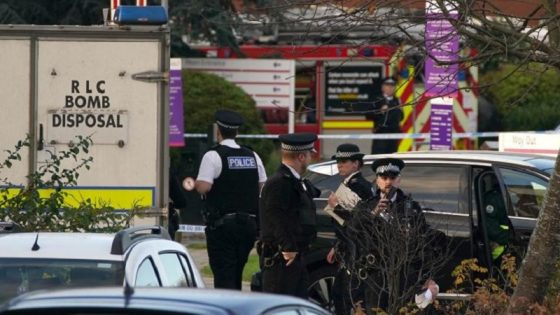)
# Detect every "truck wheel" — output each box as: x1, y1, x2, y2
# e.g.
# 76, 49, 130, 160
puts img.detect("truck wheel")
307, 264, 337, 312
